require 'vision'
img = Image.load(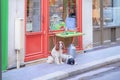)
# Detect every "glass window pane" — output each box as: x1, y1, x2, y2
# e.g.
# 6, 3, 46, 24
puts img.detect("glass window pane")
49, 0, 76, 31
92, 0, 100, 27
26, 0, 41, 32
103, 0, 120, 27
